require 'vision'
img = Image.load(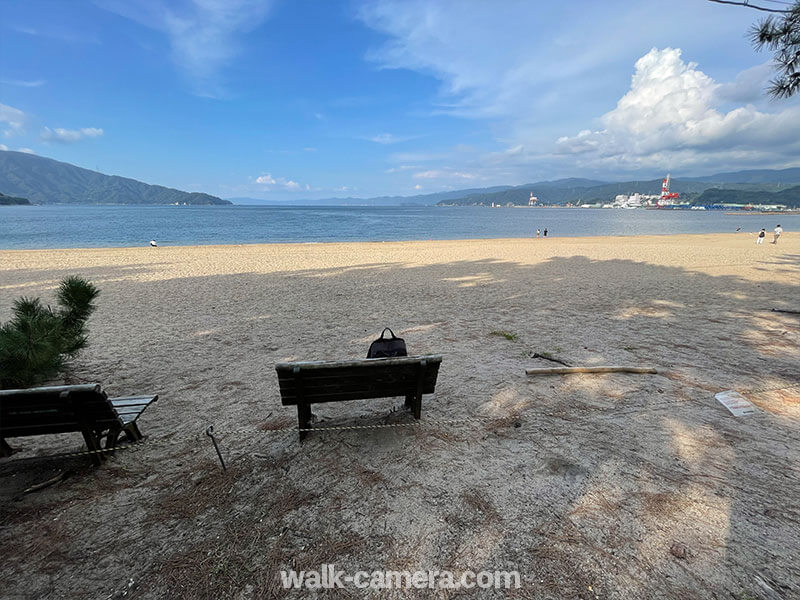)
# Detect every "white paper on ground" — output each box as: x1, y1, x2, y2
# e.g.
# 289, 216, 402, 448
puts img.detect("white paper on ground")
715, 390, 756, 416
